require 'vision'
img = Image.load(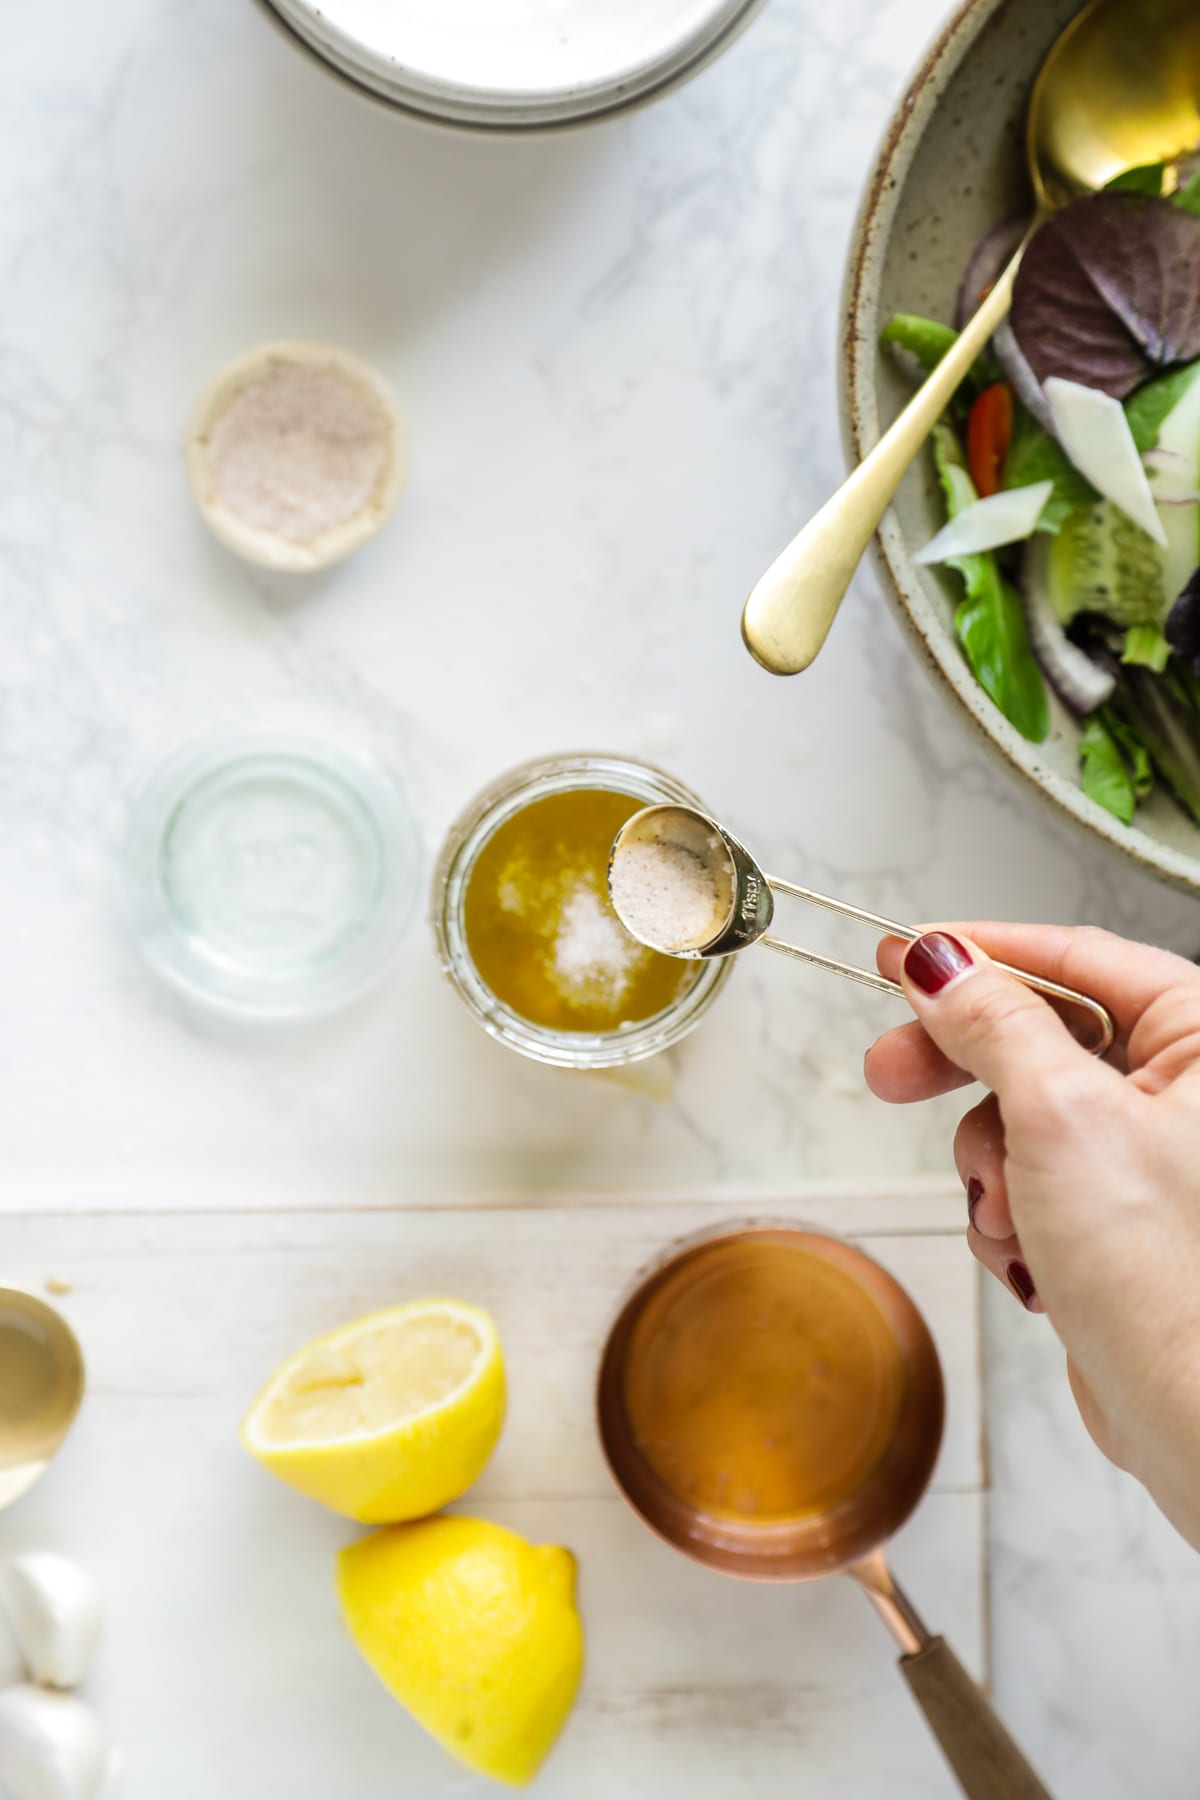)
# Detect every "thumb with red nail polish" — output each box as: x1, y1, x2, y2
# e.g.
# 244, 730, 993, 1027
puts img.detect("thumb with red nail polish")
901, 930, 1090, 1103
